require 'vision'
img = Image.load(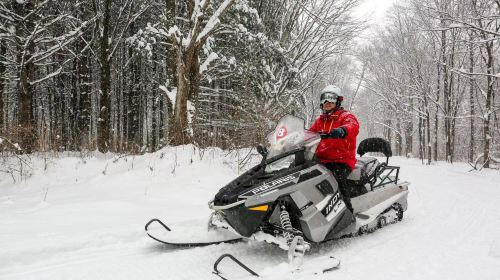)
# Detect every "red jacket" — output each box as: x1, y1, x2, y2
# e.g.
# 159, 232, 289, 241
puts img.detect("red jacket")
309, 109, 359, 170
